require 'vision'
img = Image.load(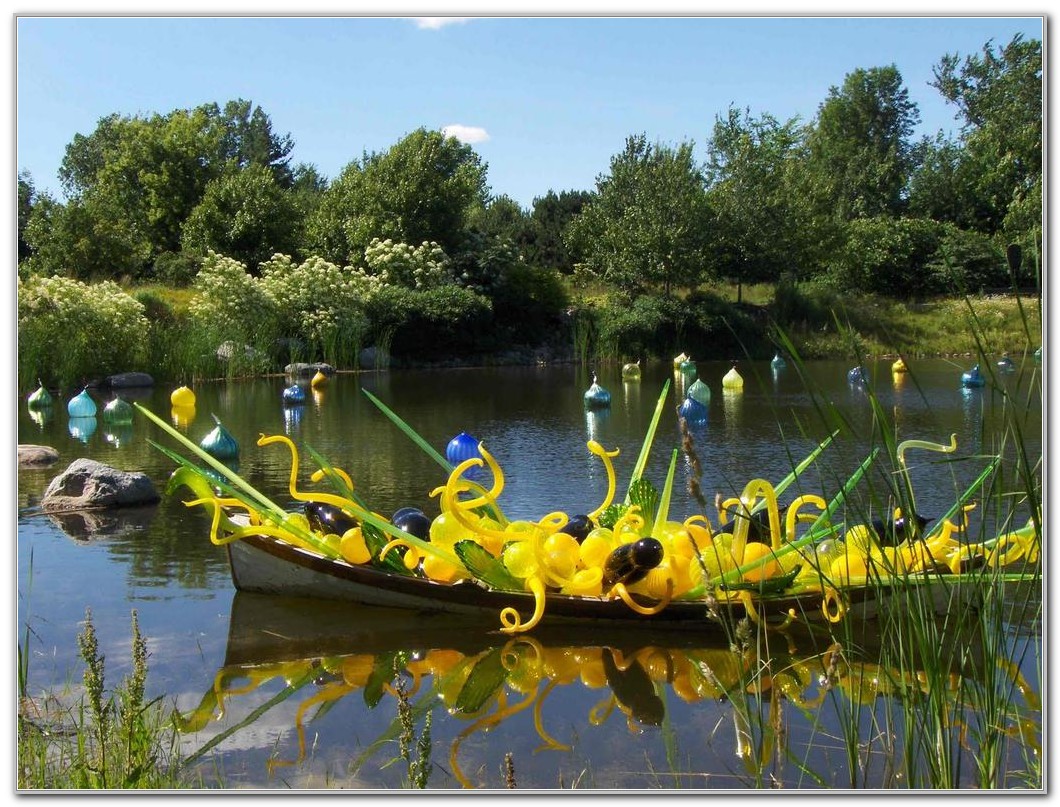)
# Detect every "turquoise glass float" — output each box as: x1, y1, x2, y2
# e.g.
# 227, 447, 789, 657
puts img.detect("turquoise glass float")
283, 384, 307, 405
770, 351, 787, 371
997, 353, 1016, 373
679, 358, 697, 378
1034, 346, 1042, 364
67, 388, 97, 417
961, 365, 985, 388
687, 378, 711, 406
103, 396, 135, 425
583, 375, 611, 409
446, 432, 481, 465
201, 415, 240, 460
27, 381, 53, 410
